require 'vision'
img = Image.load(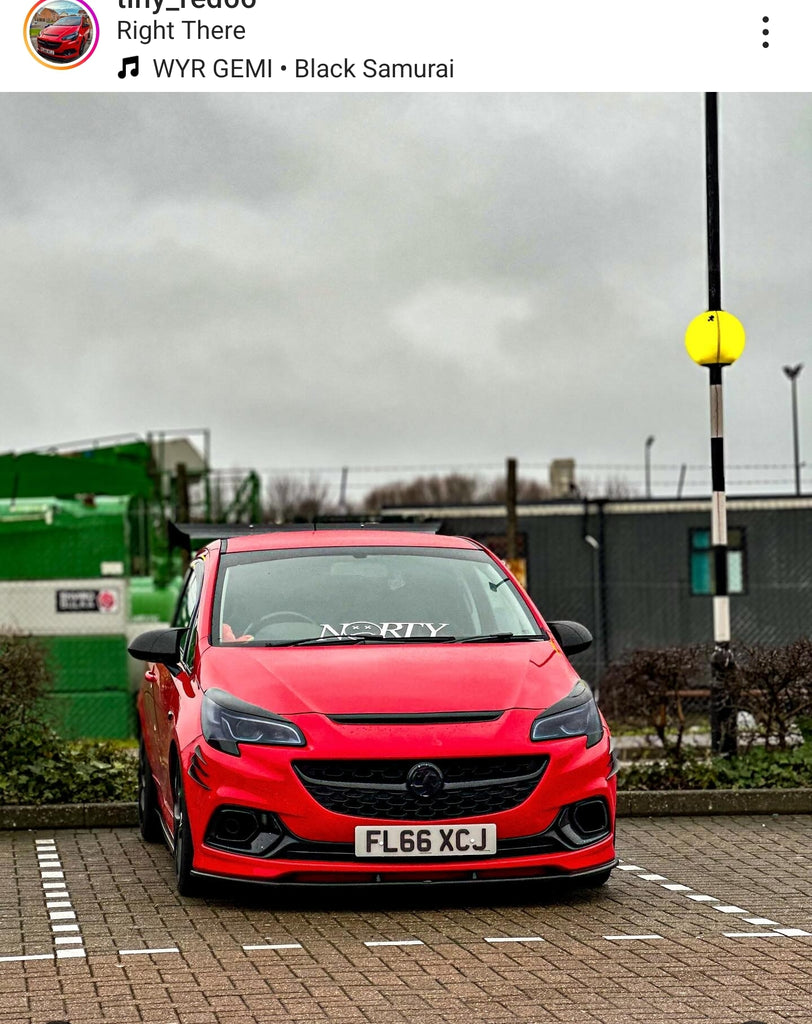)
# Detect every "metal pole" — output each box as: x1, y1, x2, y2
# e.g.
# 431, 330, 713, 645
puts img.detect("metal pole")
783, 364, 803, 495
644, 436, 655, 498
705, 92, 737, 756
793, 375, 801, 495
506, 457, 518, 563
